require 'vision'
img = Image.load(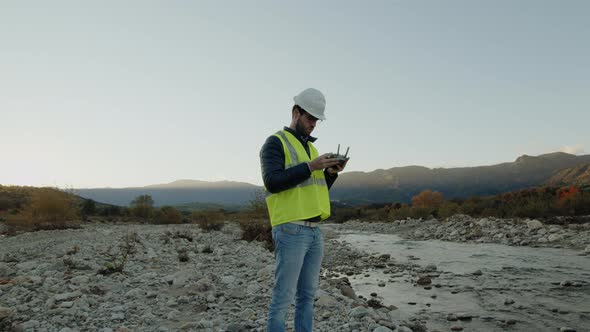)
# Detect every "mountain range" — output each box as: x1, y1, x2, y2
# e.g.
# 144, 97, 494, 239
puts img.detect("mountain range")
74, 152, 590, 207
